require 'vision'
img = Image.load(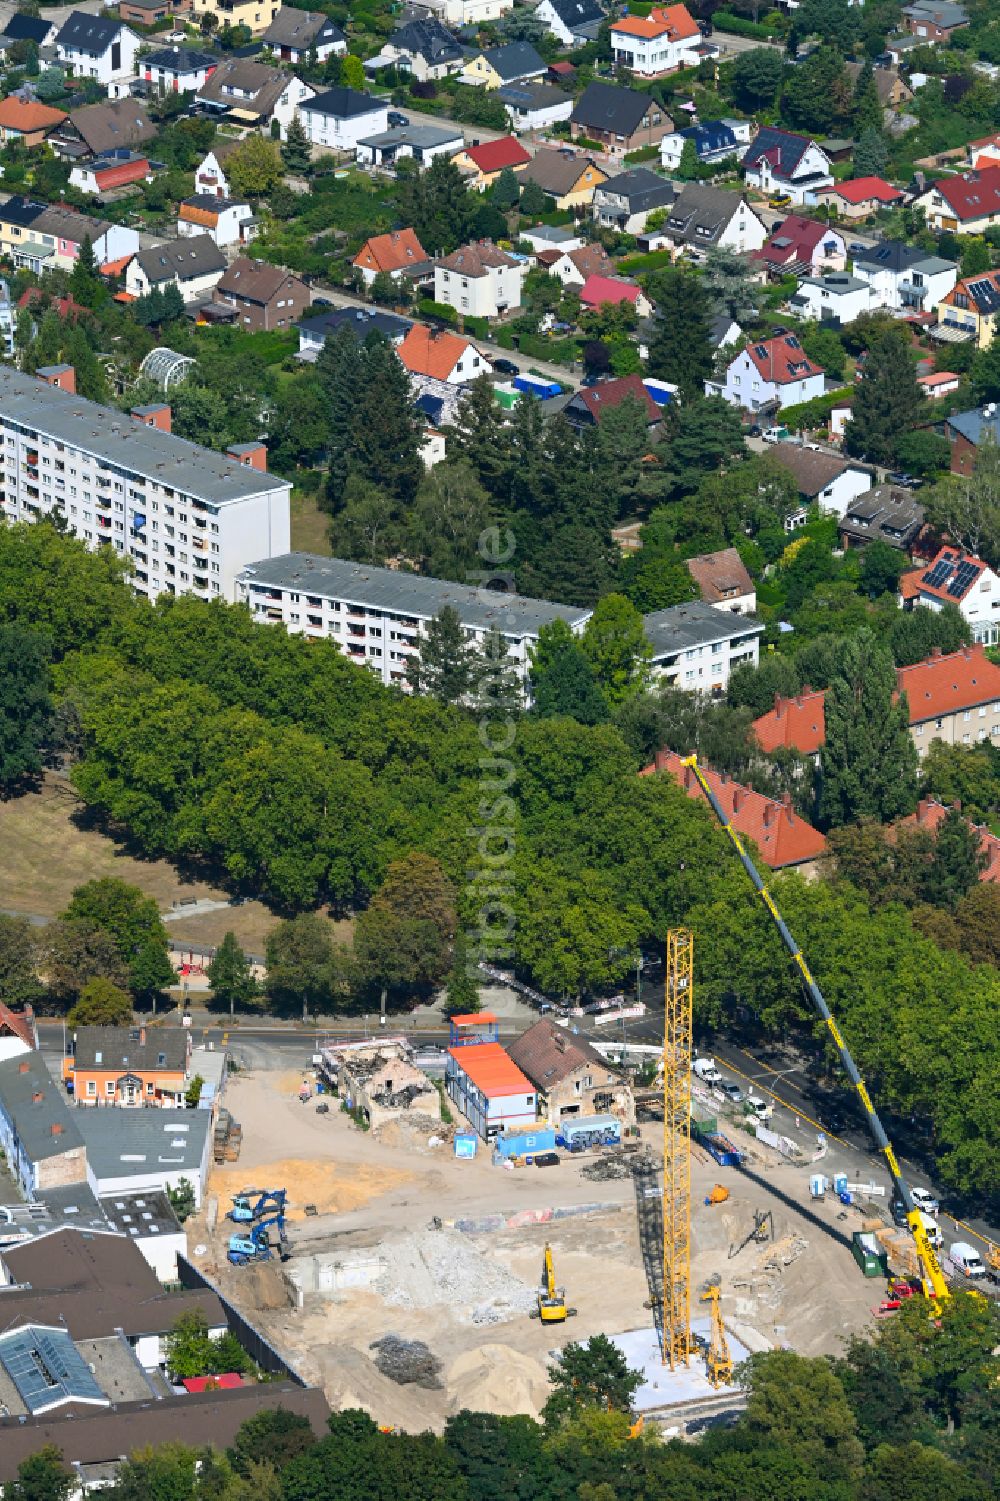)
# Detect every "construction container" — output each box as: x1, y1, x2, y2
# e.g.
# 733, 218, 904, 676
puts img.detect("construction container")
513, 374, 561, 400
852, 1231, 889, 1278
493, 383, 520, 410
701, 1132, 744, 1167
557, 1115, 622, 1152
493, 1127, 557, 1159
454, 1133, 477, 1158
